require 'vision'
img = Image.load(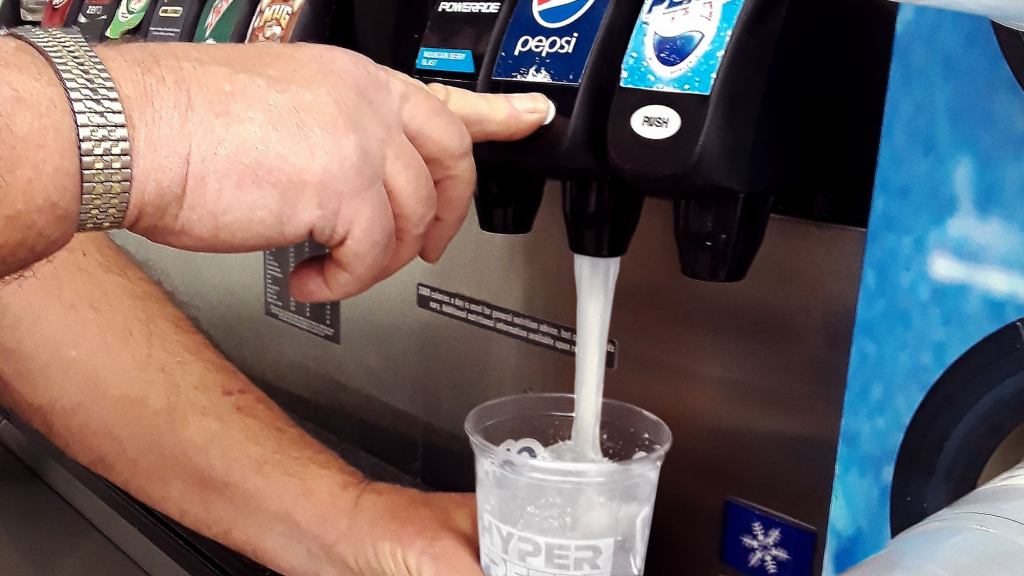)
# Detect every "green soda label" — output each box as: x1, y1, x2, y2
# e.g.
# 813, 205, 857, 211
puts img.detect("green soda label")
193, 0, 240, 42
105, 0, 151, 38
